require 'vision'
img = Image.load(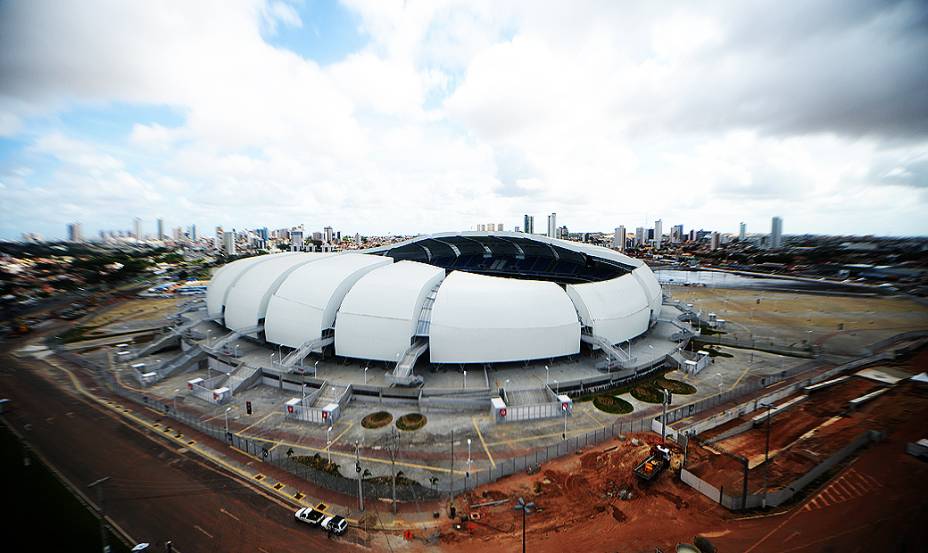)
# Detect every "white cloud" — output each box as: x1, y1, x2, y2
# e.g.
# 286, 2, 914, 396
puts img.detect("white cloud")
0, 0, 926, 239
